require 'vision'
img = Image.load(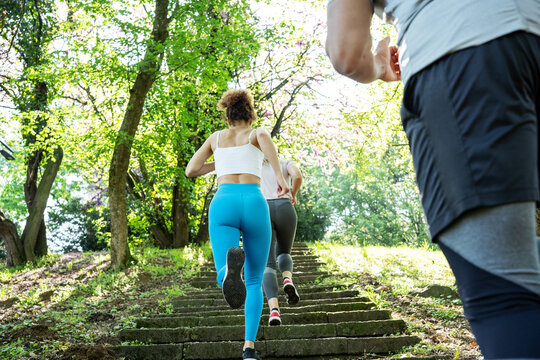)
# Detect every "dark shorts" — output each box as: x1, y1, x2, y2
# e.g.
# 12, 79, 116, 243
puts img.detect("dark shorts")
401, 31, 540, 240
